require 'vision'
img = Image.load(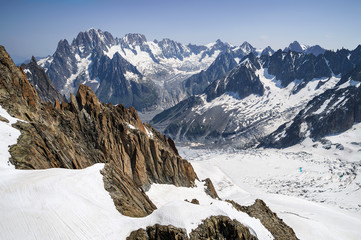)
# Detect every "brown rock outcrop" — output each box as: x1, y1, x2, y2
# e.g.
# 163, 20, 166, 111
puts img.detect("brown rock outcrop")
203, 178, 220, 199
127, 224, 188, 240
190, 215, 258, 240
0, 45, 197, 217
127, 216, 258, 240
226, 199, 298, 240
0, 46, 39, 115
